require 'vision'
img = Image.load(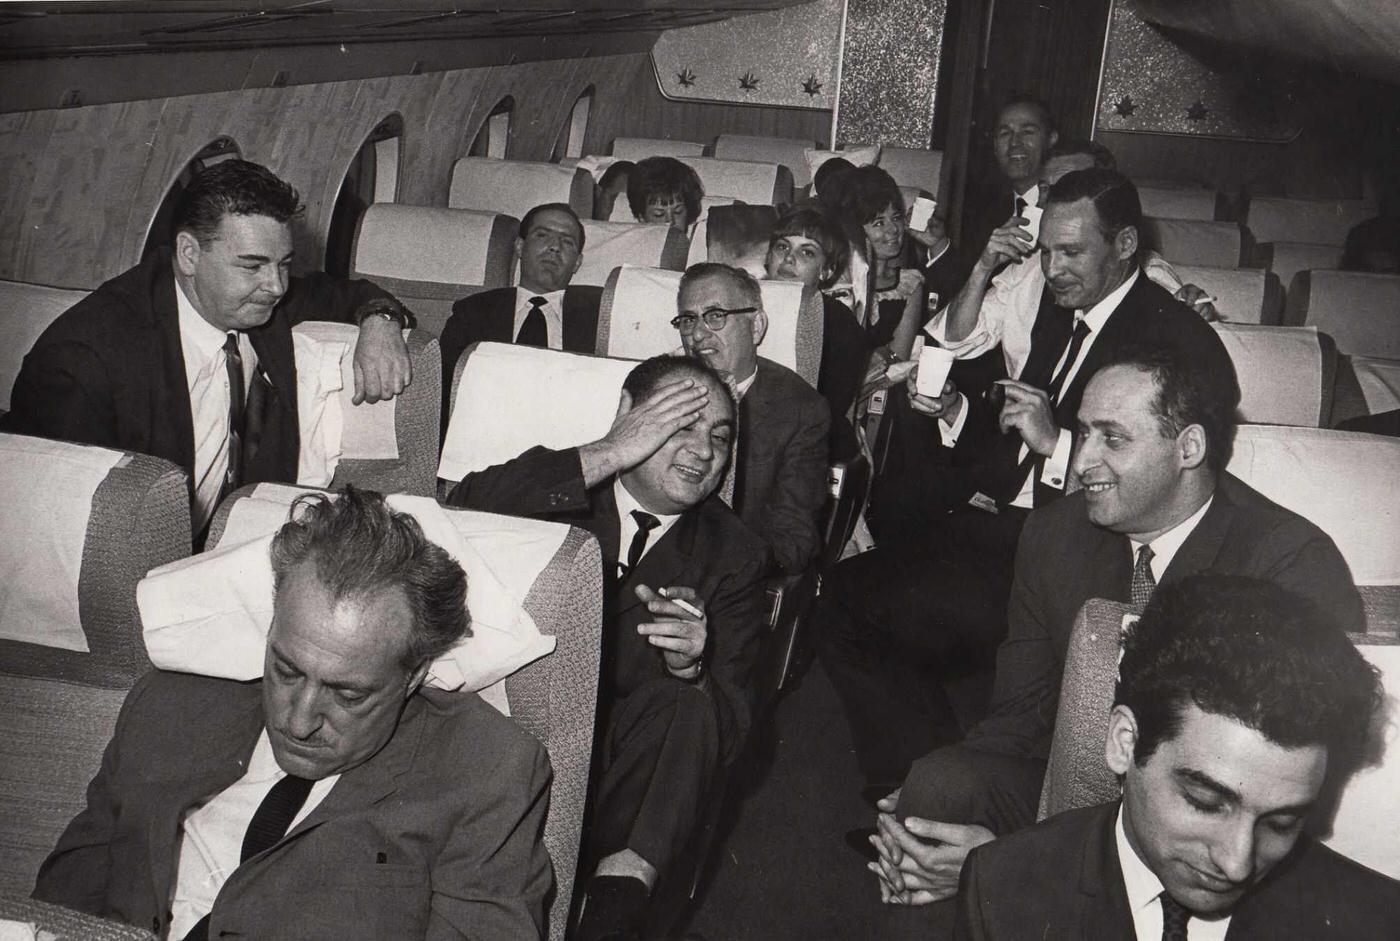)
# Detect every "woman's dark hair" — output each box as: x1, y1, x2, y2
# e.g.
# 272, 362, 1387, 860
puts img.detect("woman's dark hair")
769, 204, 851, 289
626, 156, 704, 224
